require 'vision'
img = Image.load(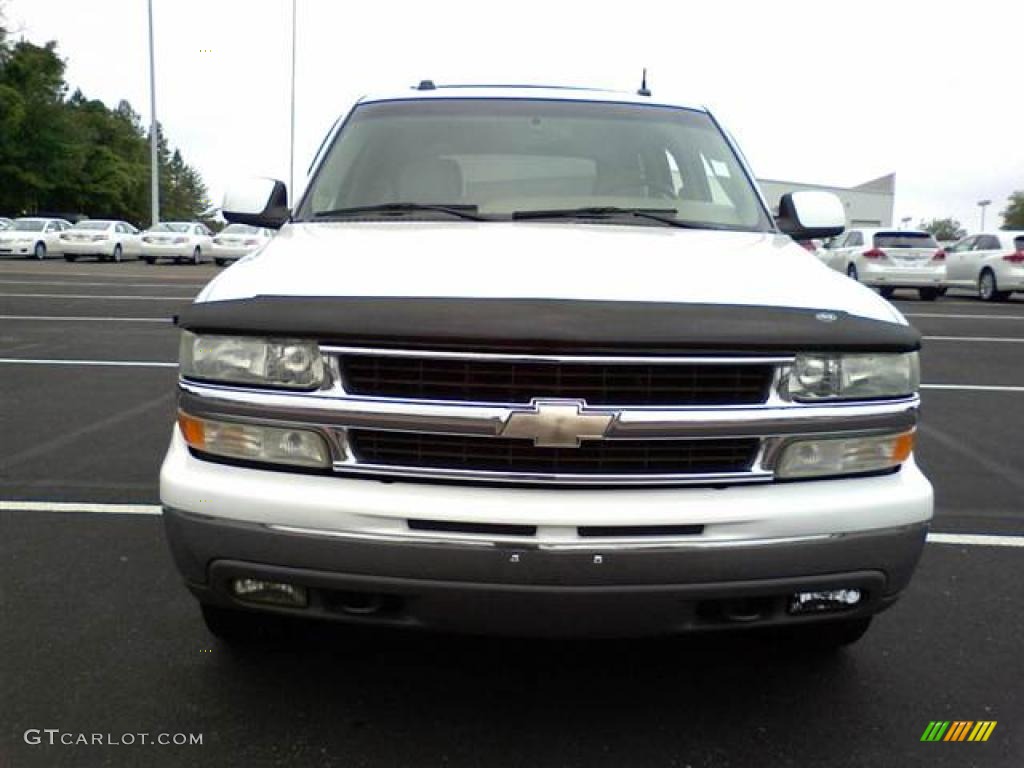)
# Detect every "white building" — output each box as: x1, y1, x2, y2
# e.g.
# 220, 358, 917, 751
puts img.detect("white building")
757, 173, 895, 228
